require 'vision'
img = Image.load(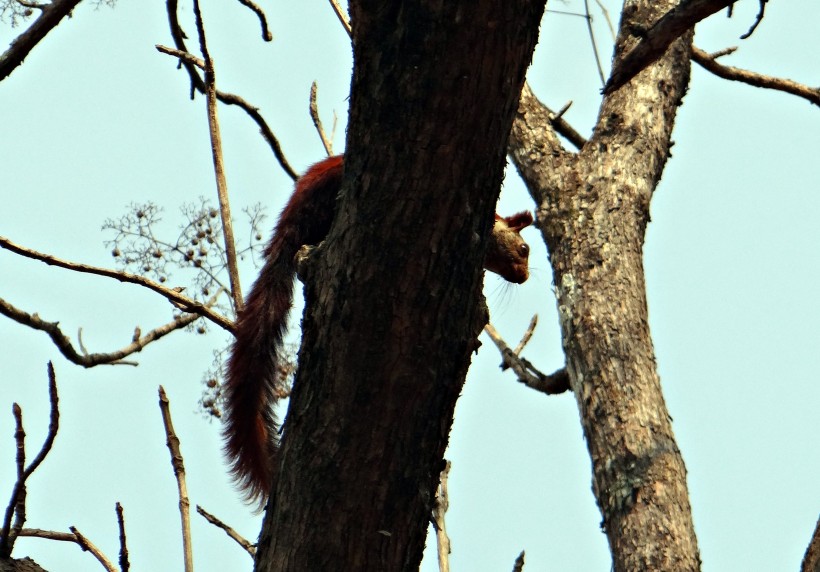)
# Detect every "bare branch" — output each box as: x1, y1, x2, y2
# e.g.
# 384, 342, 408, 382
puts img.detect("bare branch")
739, 0, 767, 40
327, 0, 351, 38
0, 296, 204, 366
604, 0, 736, 94
115, 503, 130, 572
0, 235, 234, 332
164, 0, 299, 180
431, 460, 451, 572
483, 323, 570, 395
196, 505, 256, 557
512, 550, 526, 572
511, 314, 538, 357
158, 386, 193, 572
191, 0, 244, 313
0, 0, 82, 82
234, 0, 272, 41
583, 0, 606, 86
69, 526, 117, 572
309, 82, 334, 156
1, 364, 58, 558
692, 45, 820, 106
156, 44, 205, 70
13, 528, 118, 571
